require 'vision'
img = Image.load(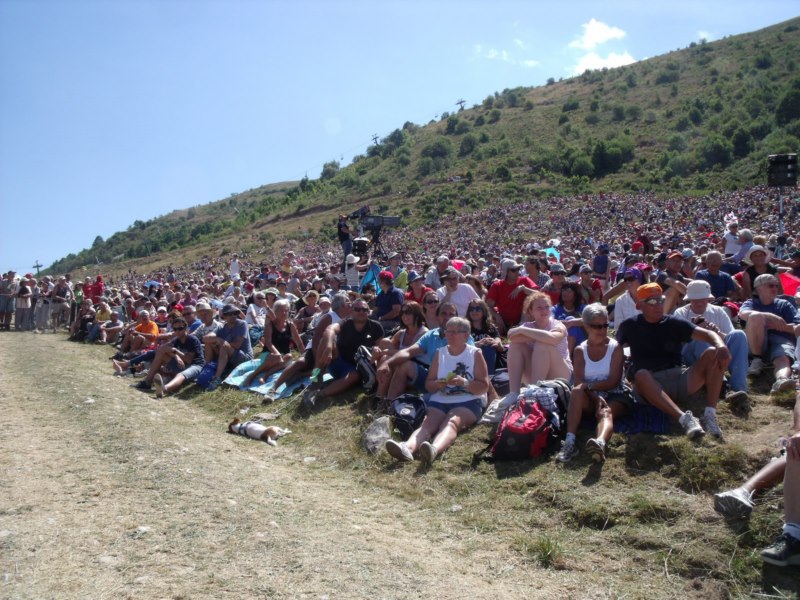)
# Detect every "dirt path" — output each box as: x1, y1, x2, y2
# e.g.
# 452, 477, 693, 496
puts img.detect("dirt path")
0, 334, 573, 599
